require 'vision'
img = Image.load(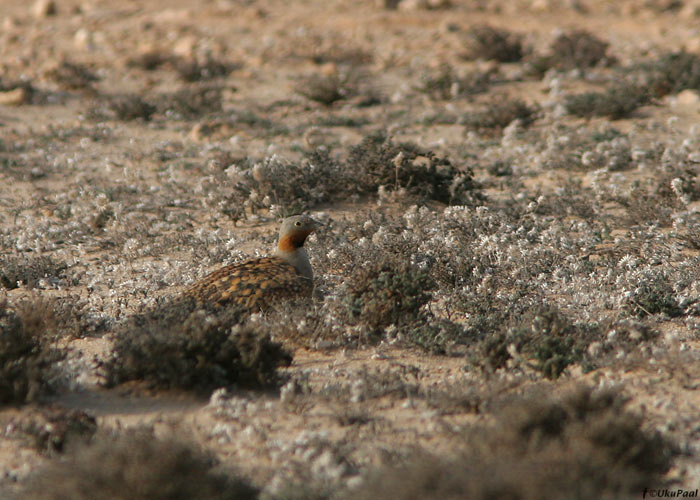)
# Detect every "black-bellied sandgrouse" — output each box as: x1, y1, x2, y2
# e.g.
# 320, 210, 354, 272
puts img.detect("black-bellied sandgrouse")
183, 215, 320, 312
